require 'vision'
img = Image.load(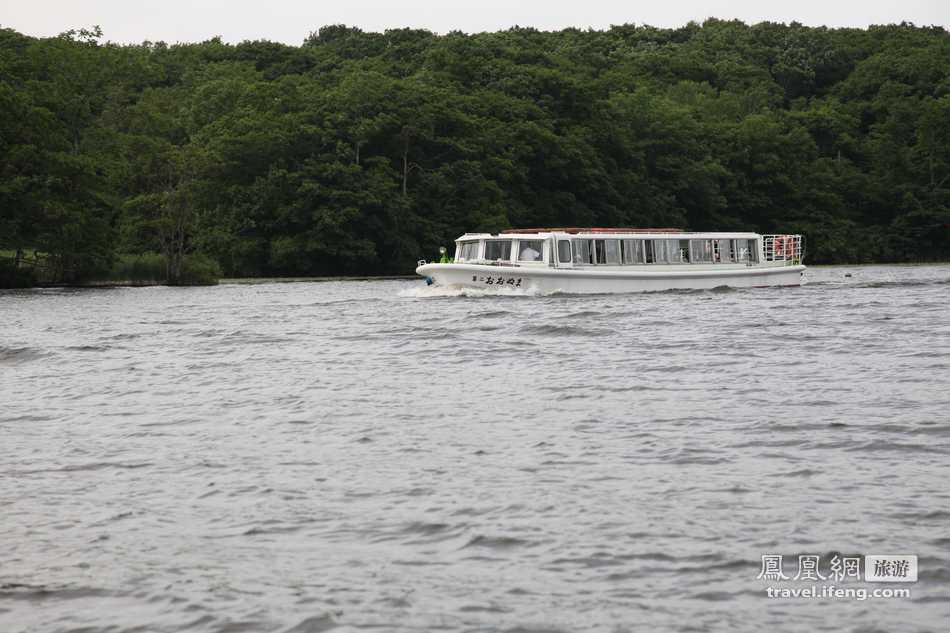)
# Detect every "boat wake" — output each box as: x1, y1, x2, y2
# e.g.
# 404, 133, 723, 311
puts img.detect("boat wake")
398, 284, 557, 298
